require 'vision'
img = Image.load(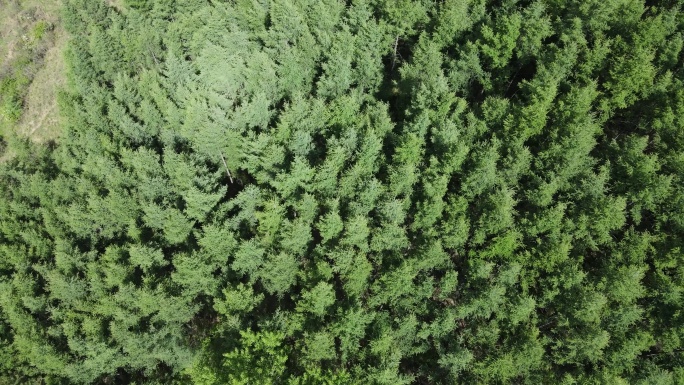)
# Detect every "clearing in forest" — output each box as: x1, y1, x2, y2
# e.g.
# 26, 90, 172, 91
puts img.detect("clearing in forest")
0, 0, 64, 144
